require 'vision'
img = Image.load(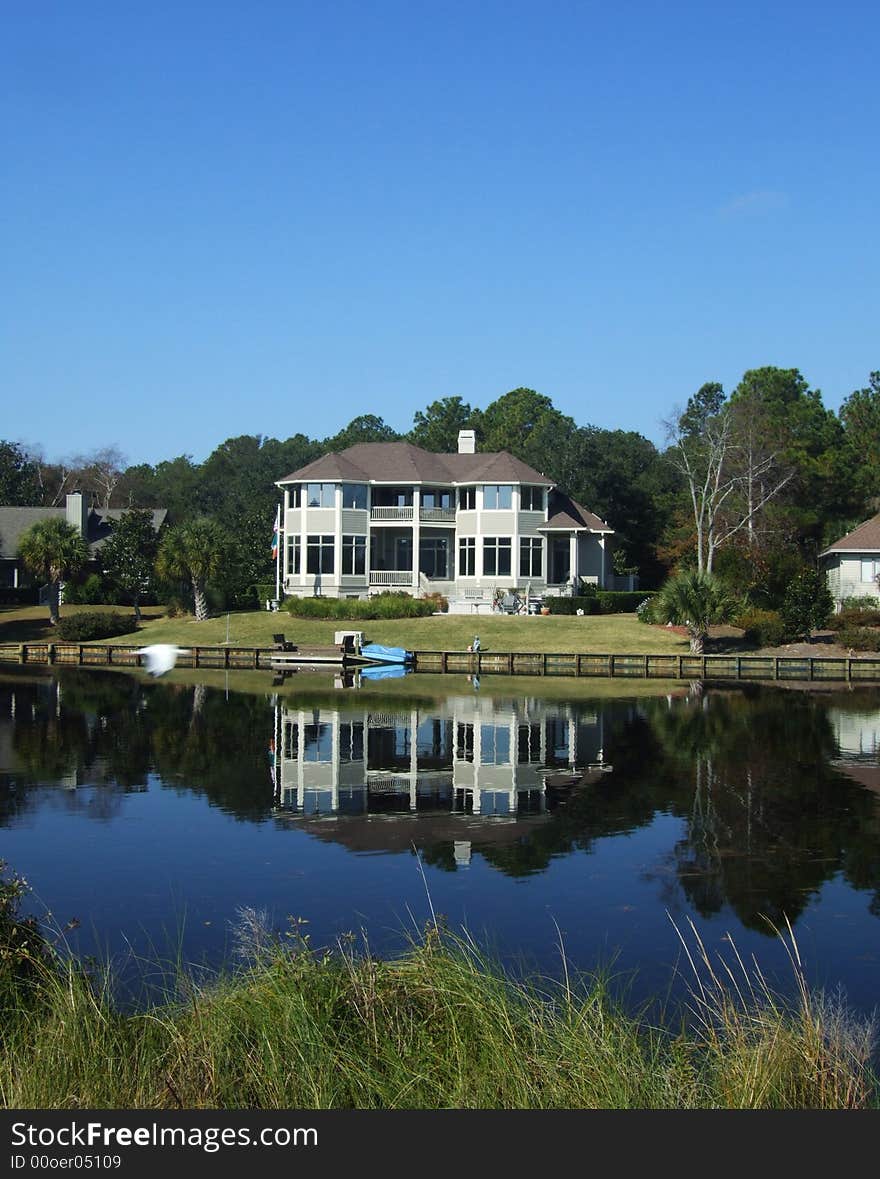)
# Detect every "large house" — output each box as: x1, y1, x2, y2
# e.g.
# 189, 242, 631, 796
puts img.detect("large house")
0, 491, 167, 589
275, 431, 613, 608
820, 511, 880, 609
